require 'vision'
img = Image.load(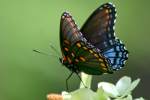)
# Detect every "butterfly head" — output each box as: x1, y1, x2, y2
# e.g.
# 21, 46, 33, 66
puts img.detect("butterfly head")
59, 57, 66, 65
